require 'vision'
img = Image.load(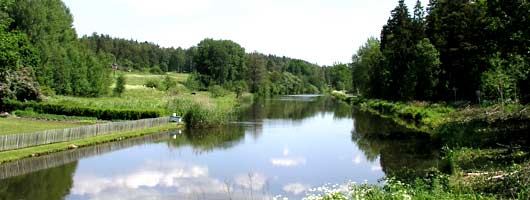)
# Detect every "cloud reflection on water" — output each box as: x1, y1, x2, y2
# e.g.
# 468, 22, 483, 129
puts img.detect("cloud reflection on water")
70, 161, 273, 200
